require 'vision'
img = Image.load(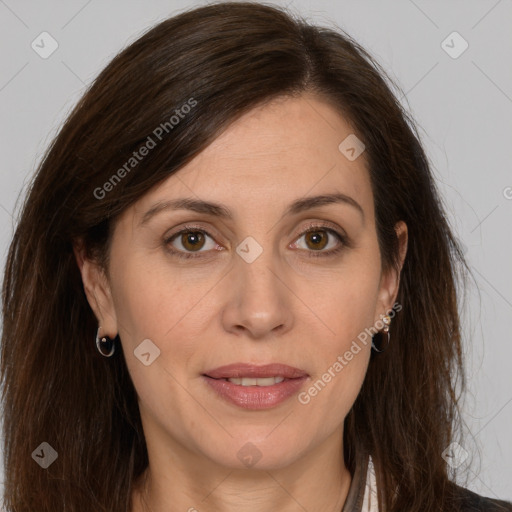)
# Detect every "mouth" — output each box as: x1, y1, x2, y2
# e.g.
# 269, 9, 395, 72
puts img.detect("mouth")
202, 363, 309, 410
203, 362, 308, 380
214, 376, 287, 386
